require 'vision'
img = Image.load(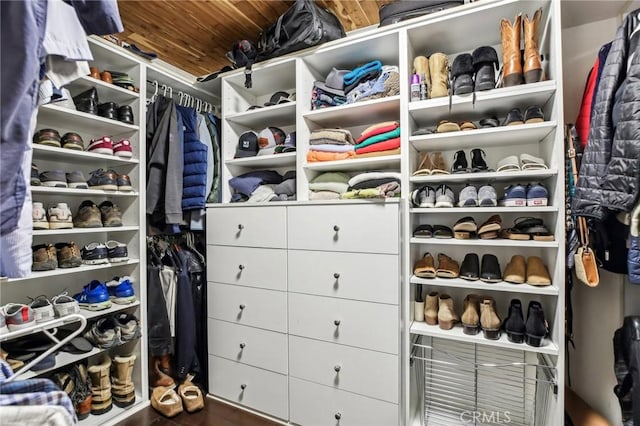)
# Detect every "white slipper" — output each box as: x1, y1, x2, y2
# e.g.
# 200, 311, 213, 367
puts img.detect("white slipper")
520, 153, 548, 170
496, 155, 520, 172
